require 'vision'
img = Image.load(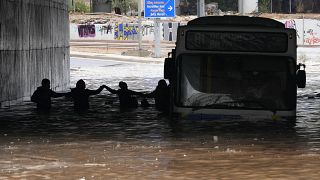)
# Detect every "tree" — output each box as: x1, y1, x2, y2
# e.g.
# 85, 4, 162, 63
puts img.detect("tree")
112, 0, 137, 15
258, 0, 271, 13
296, 0, 304, 12
69, 0, 90, 13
